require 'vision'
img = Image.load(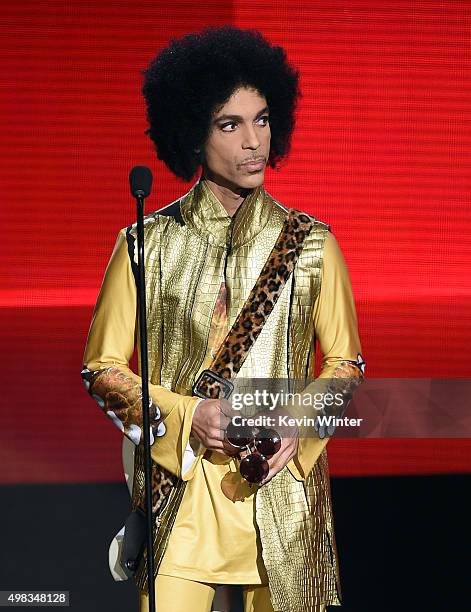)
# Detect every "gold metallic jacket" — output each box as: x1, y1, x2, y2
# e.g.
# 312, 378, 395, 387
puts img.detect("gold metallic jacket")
82, 177, 364, 612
